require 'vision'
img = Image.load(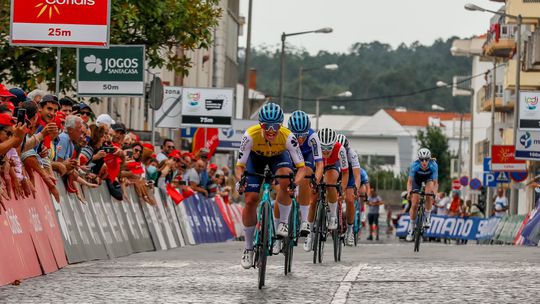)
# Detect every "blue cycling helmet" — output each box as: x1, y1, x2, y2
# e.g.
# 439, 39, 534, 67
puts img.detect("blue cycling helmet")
258, 102, 284, 123
288, 110, 310, 133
